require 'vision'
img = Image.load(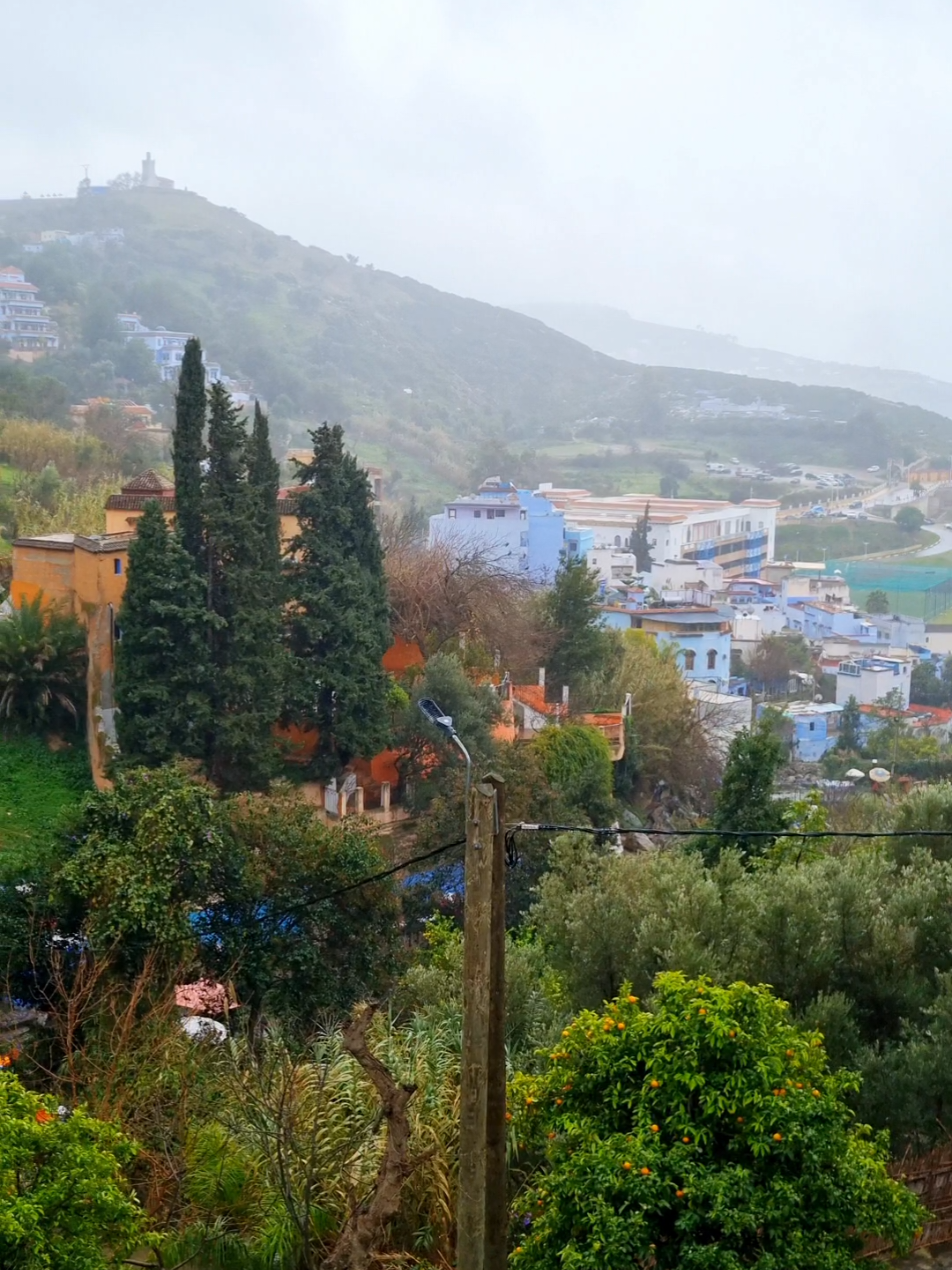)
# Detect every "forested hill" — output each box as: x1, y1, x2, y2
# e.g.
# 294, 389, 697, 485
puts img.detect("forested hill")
1, 188, 950, 498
